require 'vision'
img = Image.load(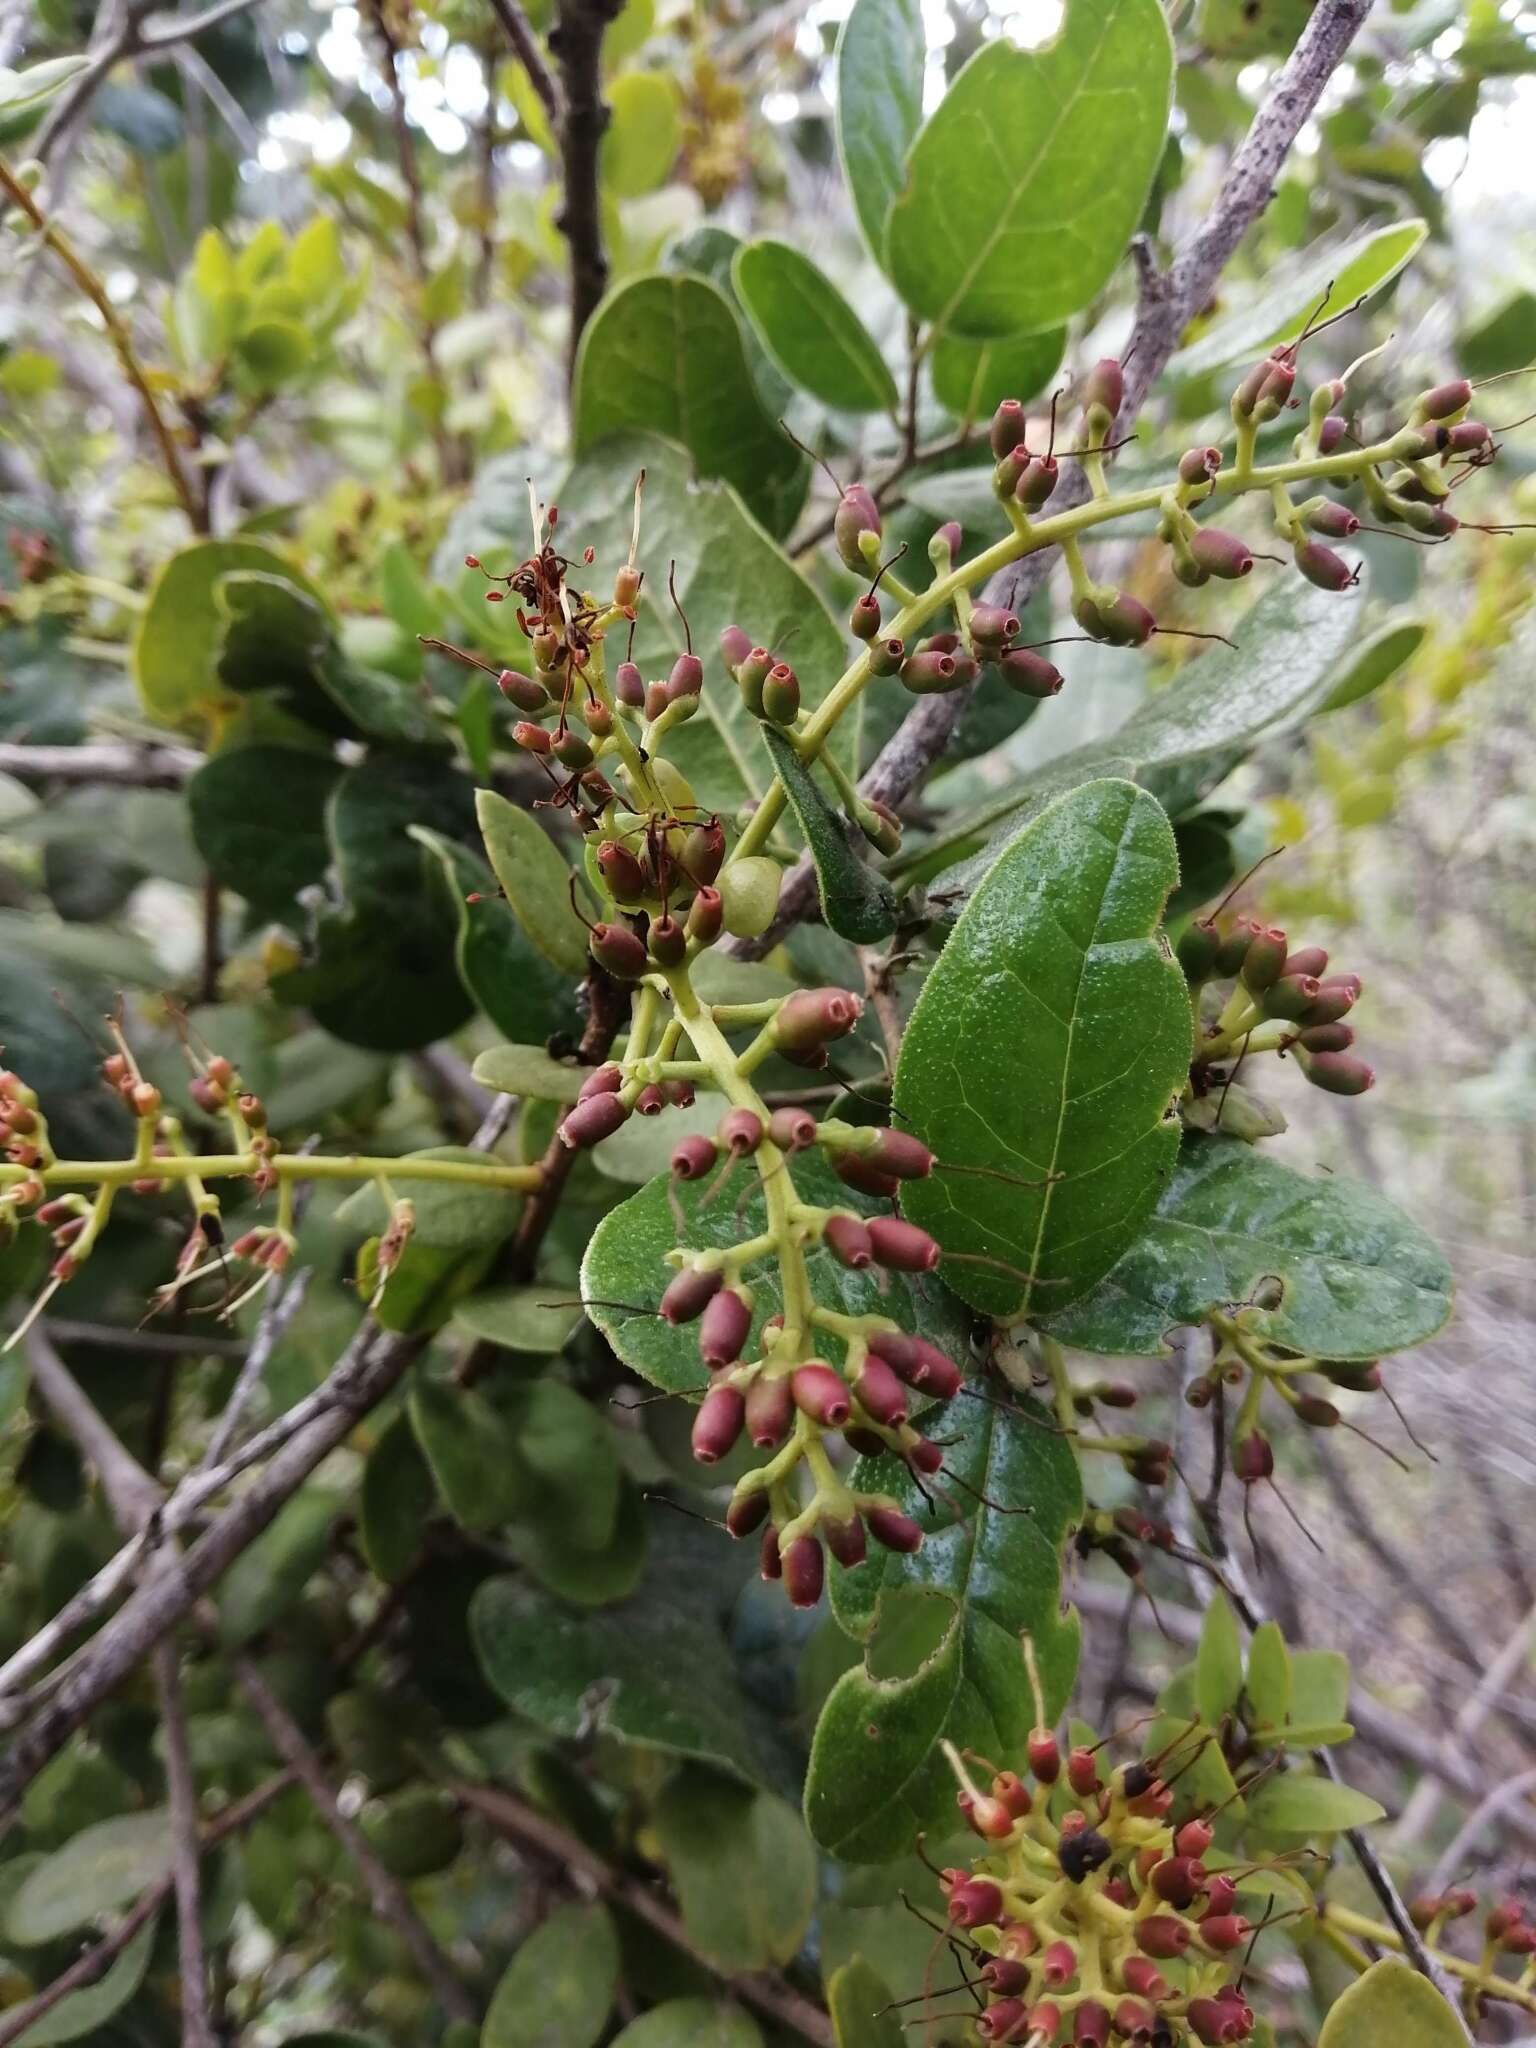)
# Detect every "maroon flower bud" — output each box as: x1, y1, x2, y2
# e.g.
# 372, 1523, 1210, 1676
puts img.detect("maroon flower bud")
1190, 527, 1255, 580
1419, 377, 1472, 421
1307, 500, 1359, 539
850, 592, 882, 641
853, 1355, 908, 1428
791, 1362, 852, 1427
725, 1487, 770, 1538
866, 1217, 940, 1272
772, 987, 863, 1052
783, 1535, 824, 1608
1180, 445, 1222, 485
832, 1153, 900, 1200
497, 668, 548, 713
947, 1878, 1004, 1929
823, 1214, 874, 1269
671, 1134, 718, 1180
990, 398, 1029, 459
589, 922, 649, 978
614, 660, 645, 707
768, 1106, 817, 1152
719, 1107, 764, 1154
648, 914, 686, 967
868, 636, 904, 677
558, 1093, 629, 1149
1233, 1430, 1273, 1483
680, 818, 726, 885
692, 1384, 746, 1463
900, 649, 959, 694
719, 623, 753, 672
1300, 1049, 1374, 1096
1016, 454, 1058, 510
998, 647, 1063, 698
759, 1523, 782, 1579
745, 1375, 794, 1448
833, 484, 881, 573
866, 1505, 923, 1553
686, 886, 723, 946
1294, 537, 1356, 591
700, 1287, 752, 1368
863, 1129, 934, 1180
660, 1264, 723, 1325
1135, 1916, 1191, 1960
